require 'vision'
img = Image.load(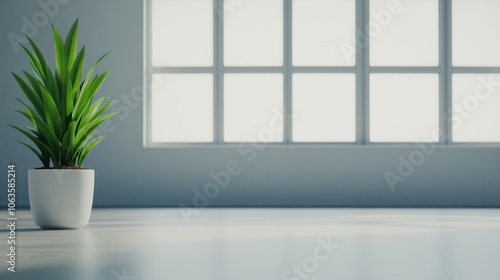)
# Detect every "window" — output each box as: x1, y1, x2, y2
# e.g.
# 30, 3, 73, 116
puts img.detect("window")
144, 0, 500, 146
451, 0, 500, 142
370, 74, 439, 142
